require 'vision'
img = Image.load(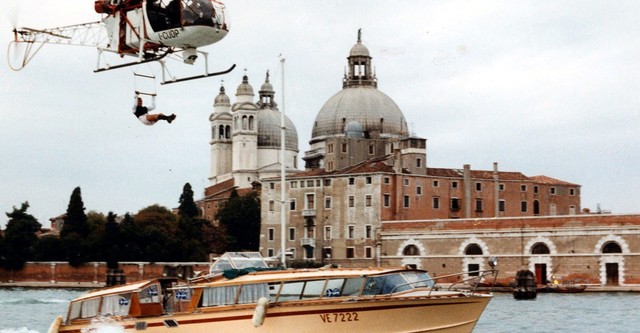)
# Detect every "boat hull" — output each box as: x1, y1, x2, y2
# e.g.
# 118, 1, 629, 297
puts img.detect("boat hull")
58, 294, 491, 333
